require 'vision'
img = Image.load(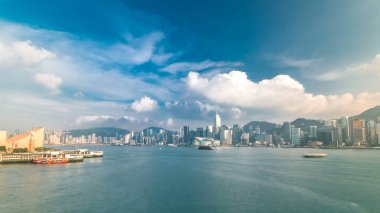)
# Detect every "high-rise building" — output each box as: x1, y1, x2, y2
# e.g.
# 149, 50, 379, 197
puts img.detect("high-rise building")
255, 126, 261, 134
182, 126, 190, 145
213, 111, 221, 139
196, 128, 204, 137
352, 119, 366, 146
310, 126, 317, 140
205, 125, 213, 138
232, 124, 241, 145
377, 123, 380, 145
290, 125, 301, 146
283, 122, 291, 143
220, 129, 233, 145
